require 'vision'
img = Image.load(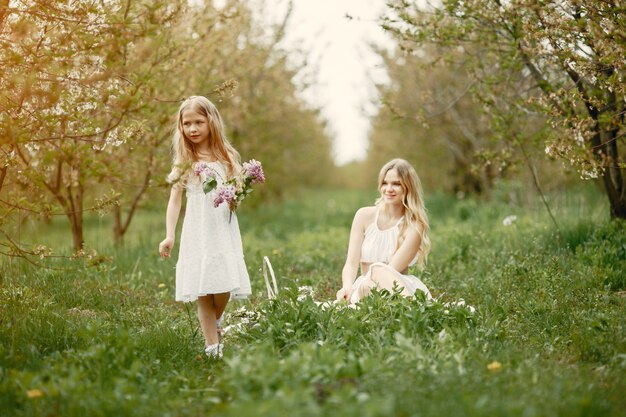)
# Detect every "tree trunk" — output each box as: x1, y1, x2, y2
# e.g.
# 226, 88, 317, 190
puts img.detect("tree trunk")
111, 163, 153, 246
597, 128, 626, 219
66, 165, 85, 252
589, 105, 626, 219
566, 64, 626, 220
70, 213, 84, 252
113, 205, 123, 246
